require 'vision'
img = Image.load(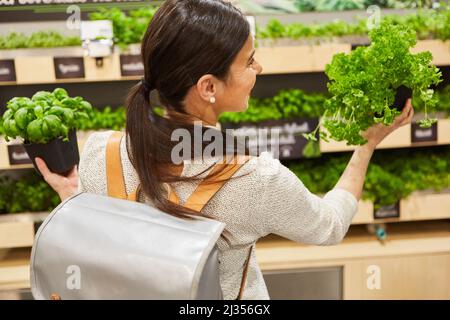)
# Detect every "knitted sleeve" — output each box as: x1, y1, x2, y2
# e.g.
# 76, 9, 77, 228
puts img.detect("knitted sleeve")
252, 153, 358, 245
